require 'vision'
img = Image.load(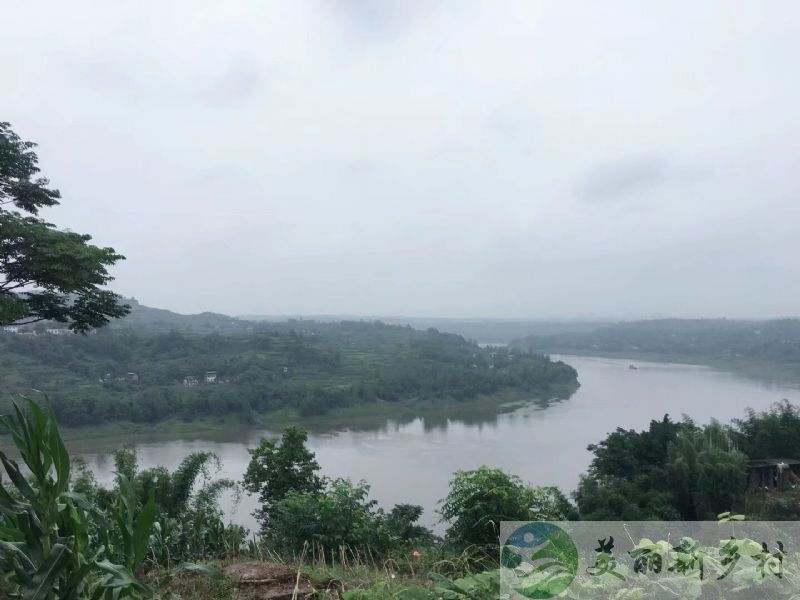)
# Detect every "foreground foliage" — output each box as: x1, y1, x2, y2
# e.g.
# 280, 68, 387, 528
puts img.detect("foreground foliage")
0, 399, 225, 599
0, 399, 149, 598
7, 392, 800, 598
243, 426, 322, 527
576, 402, 800, 520
439, 467, 576, 546
243, 427, 433, 556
